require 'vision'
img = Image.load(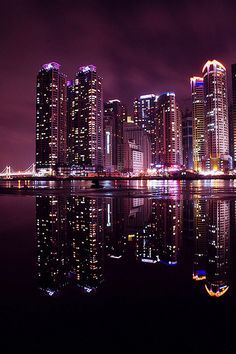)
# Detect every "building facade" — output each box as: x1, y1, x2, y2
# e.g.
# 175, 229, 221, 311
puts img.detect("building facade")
67, 65, 104, 173
123, 140, 143, 175
202, 60, 231, 171
182, 111, 193, 169
36, 62, 67, 175
134, 94, 158, 165
123, 122, 152, 173
104, 99, 126, 173
231, 64, 236, 167
156, 92, 183, 168
190, 76, 205, 171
